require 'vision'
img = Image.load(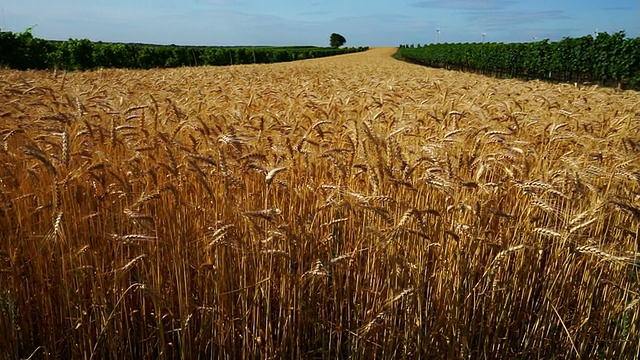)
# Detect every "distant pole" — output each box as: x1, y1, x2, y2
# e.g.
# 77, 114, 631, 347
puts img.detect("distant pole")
436, 28, 441, 44
482, 32, 486, 43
